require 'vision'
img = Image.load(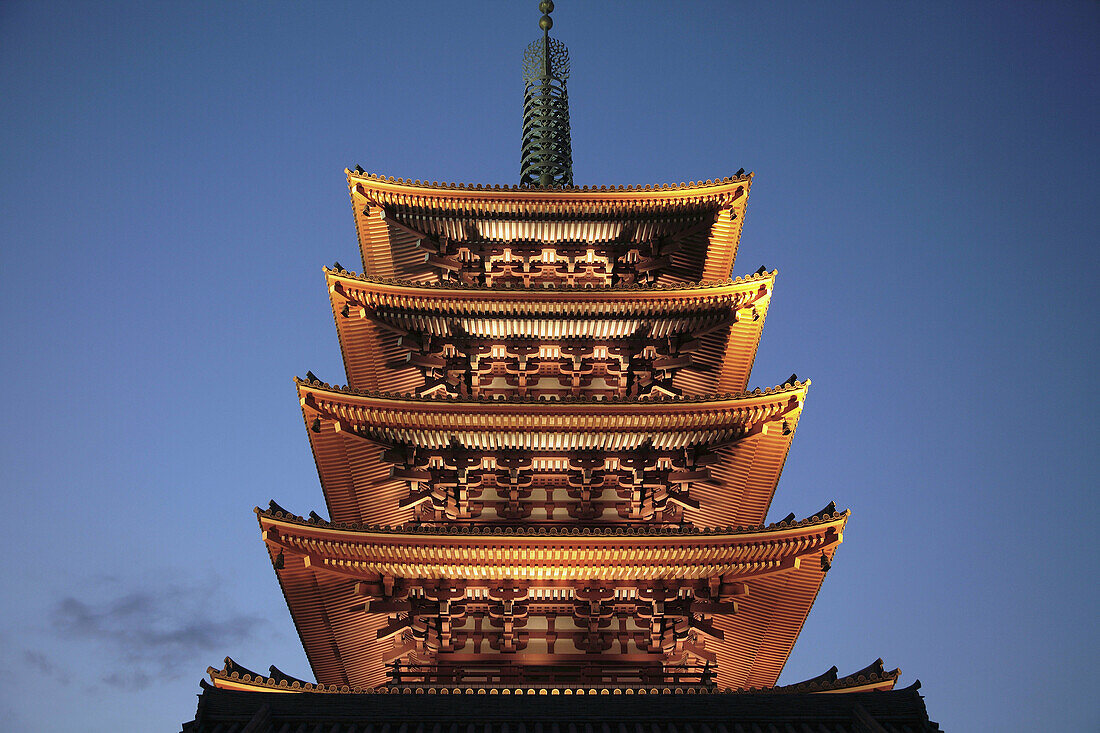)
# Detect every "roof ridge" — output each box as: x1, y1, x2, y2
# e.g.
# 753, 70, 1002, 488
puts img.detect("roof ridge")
255, 501, 848, 535
775, 660, 901, 694
347, 171, 753, 193
294, 376, 809, 403
324, 268, 776, 291
208, 658, 904, 697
